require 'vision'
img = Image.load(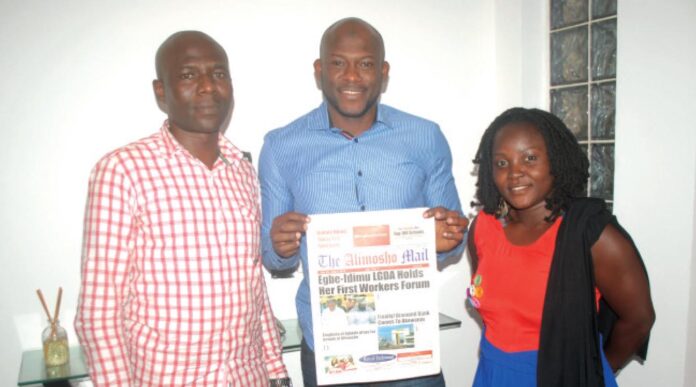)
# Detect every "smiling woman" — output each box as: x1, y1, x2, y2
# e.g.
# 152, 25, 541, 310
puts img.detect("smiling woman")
491, 121, 554, 242
467, 107, 655, 387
